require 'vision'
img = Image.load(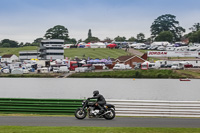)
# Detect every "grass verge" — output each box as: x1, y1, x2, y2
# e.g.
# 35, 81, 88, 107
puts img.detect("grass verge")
0, 73, 61, 78
69, 69, 188, 79
0, 126, 200, 133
